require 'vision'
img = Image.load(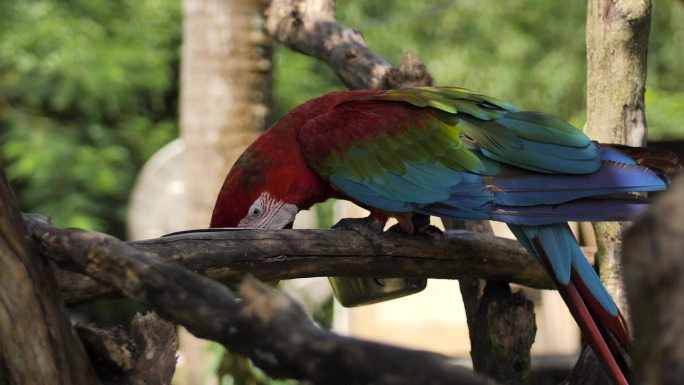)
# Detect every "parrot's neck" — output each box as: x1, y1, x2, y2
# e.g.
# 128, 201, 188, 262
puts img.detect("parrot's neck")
255, 121, 339, 210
